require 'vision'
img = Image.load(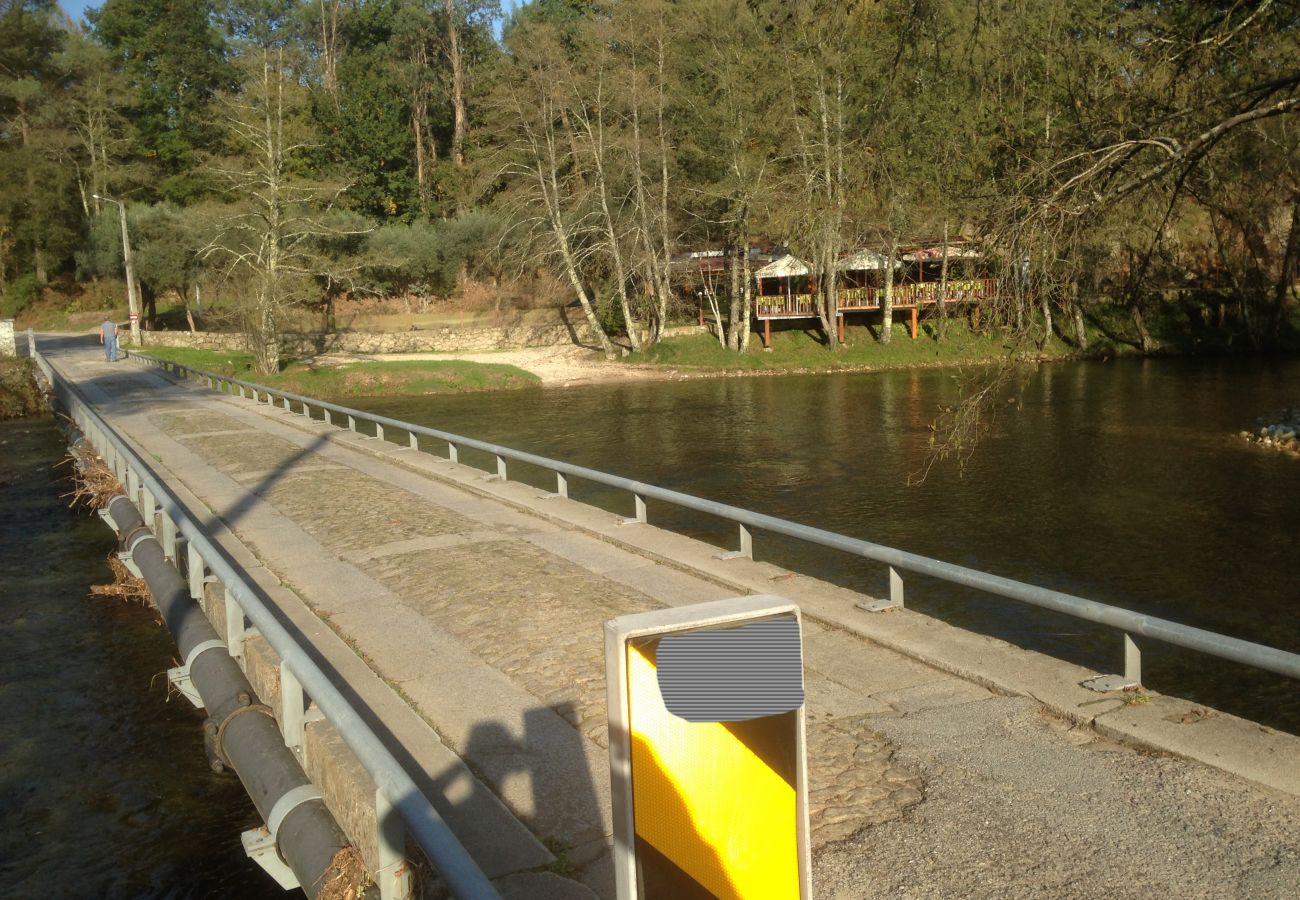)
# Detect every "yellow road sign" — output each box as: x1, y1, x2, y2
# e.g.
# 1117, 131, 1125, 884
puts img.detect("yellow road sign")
605, 596, 811, 899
